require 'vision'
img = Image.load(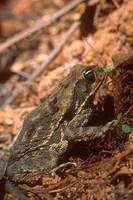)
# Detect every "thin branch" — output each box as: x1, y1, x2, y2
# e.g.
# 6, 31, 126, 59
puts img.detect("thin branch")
0, 0, 86, 53
112, 0, 120, 8
1, 21, 80, 109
